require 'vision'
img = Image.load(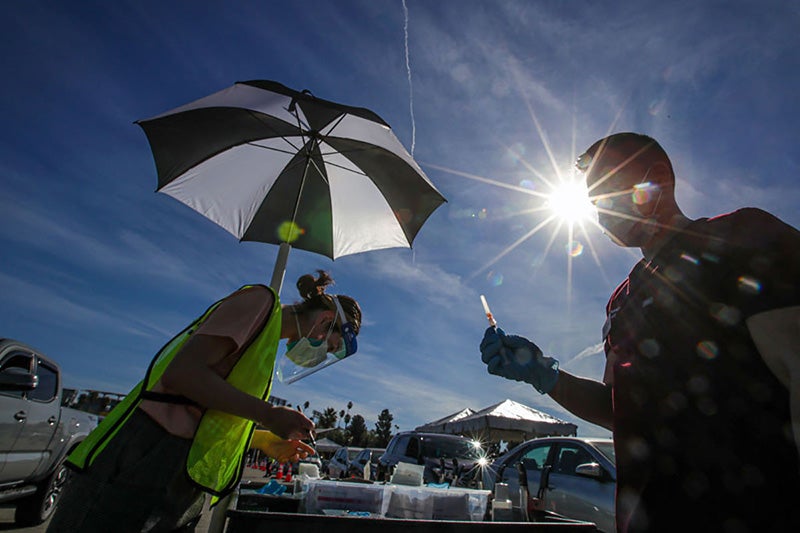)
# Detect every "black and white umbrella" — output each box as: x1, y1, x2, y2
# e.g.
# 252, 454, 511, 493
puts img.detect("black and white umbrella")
136, 80, 446, 292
